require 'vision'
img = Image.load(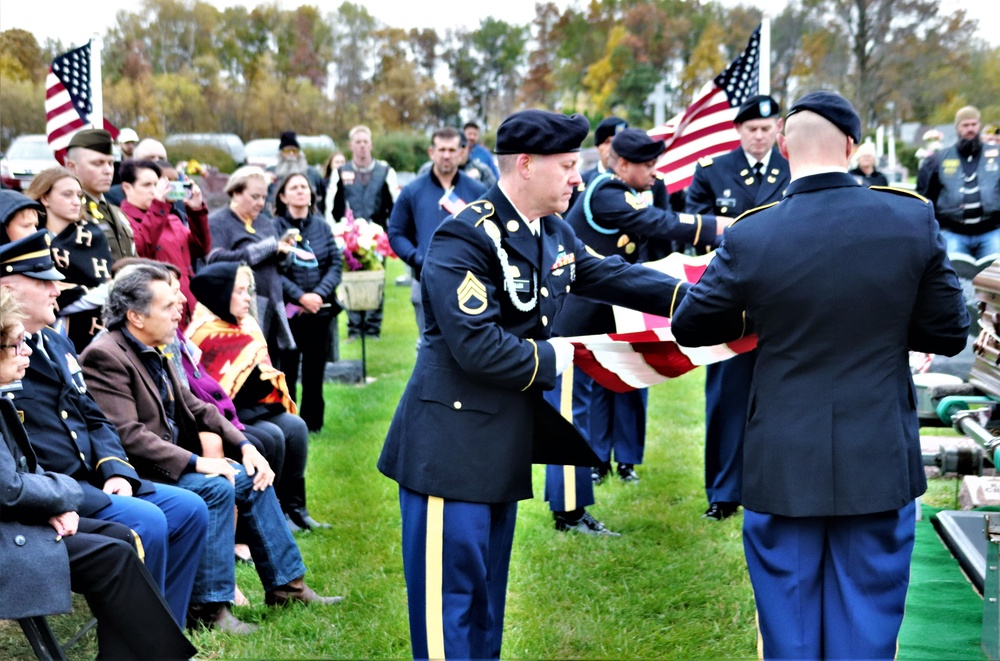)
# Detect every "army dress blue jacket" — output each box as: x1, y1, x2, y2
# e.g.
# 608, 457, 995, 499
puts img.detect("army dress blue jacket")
13, 329, 152, 516
378, 185, 699, 504
672, 173, 969, 517
686, 145, 790, 219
